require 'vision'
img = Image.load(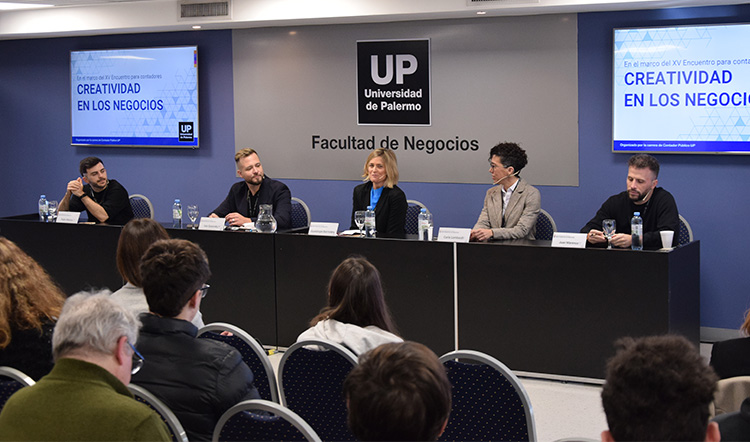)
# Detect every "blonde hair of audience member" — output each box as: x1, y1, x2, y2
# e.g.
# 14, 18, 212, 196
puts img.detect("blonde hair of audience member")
0, 237, 65, 349
310, 256, 398, 335
361, 148, 399, 188
116, 218, 169, 287
52, 291, 140, 384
